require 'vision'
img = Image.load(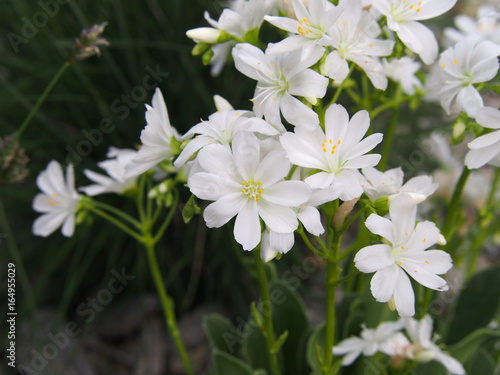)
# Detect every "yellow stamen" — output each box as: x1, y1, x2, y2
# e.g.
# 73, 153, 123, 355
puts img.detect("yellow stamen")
453, 59, 458, 65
